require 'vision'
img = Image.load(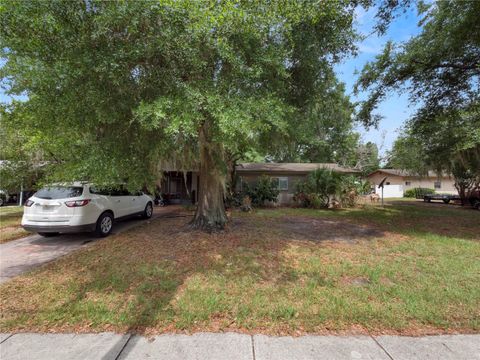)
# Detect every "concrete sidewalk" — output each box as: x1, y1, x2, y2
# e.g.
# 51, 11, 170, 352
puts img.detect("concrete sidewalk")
0, 332, 478, 360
